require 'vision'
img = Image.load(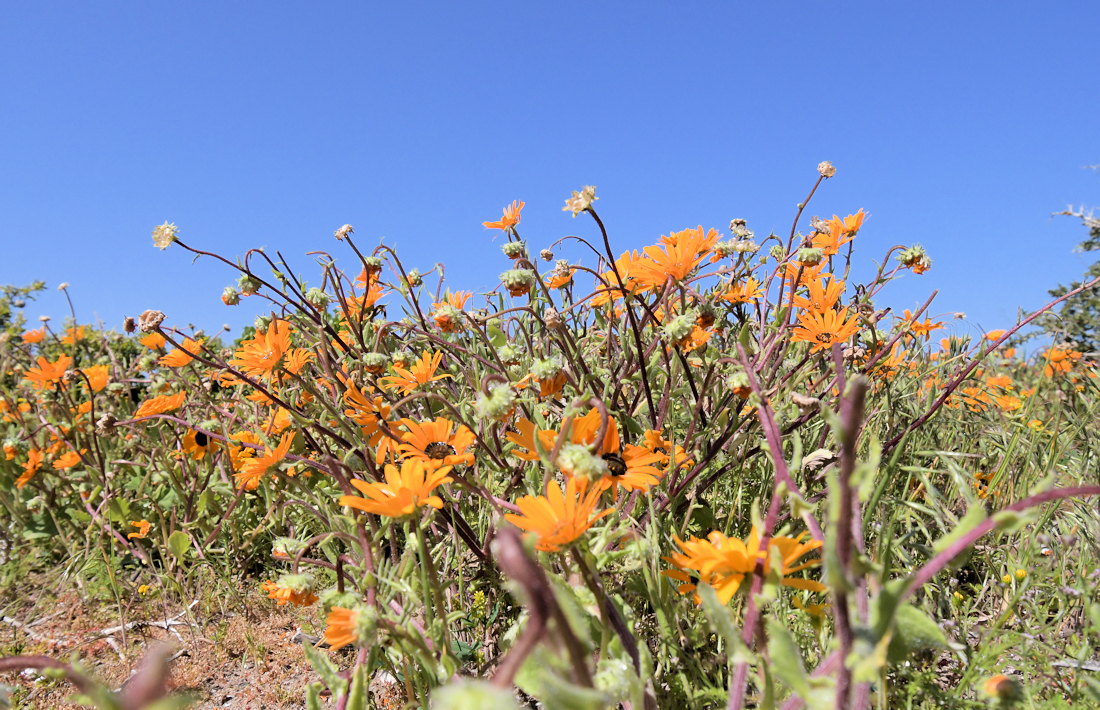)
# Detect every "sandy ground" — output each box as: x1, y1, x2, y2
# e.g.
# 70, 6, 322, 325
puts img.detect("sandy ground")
0, 586, 404, 709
